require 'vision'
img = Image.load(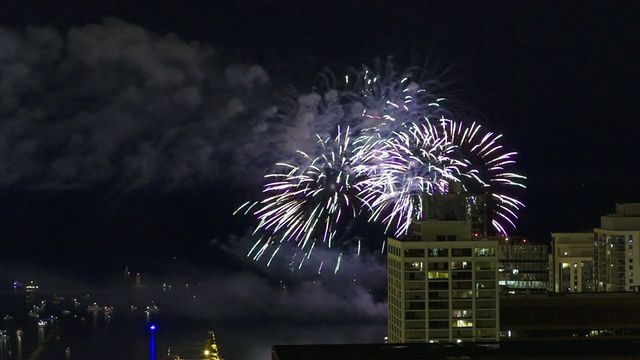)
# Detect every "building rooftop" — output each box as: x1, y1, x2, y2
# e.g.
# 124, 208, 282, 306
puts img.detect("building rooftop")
272, 340, 640, 360
550, 230, 594, 235
502, 291, 640, 300
500, 292, 640, 336
610, 203, 640, 217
